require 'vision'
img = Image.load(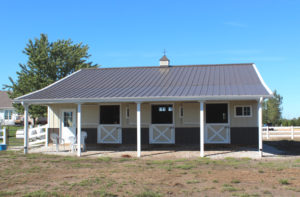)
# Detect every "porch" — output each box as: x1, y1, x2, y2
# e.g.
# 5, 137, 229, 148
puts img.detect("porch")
23, 99, 264, 158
